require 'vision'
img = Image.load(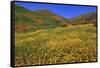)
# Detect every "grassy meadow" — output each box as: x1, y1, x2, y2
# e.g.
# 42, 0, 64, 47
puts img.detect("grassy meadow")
15, 24, 97, 66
